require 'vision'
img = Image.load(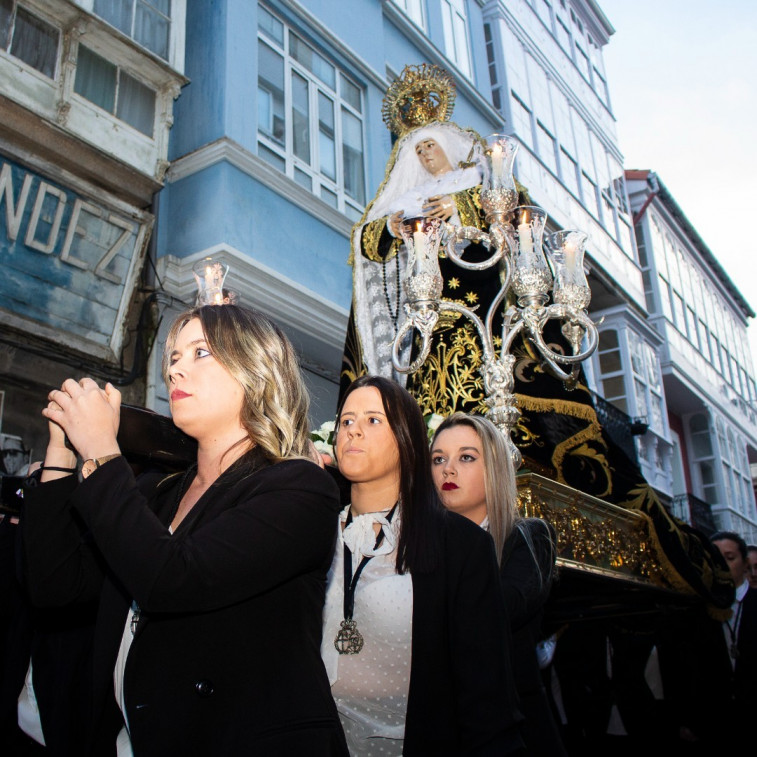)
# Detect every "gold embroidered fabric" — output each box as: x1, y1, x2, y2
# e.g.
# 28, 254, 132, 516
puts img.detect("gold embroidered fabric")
360, 218, 401, 263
